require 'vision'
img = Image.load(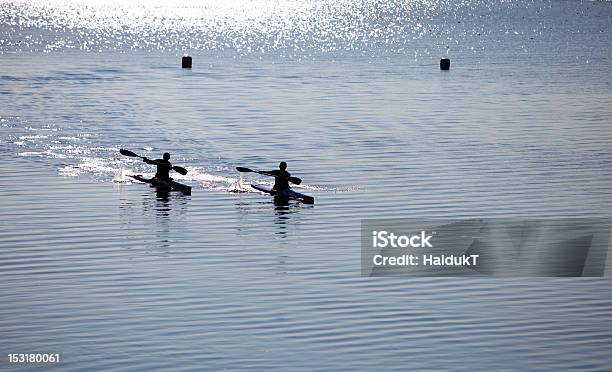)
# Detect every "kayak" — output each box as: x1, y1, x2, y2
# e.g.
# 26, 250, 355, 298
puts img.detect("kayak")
251, 184, 314, 204
131, 175, 191, 195
130, 175, 192, 195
